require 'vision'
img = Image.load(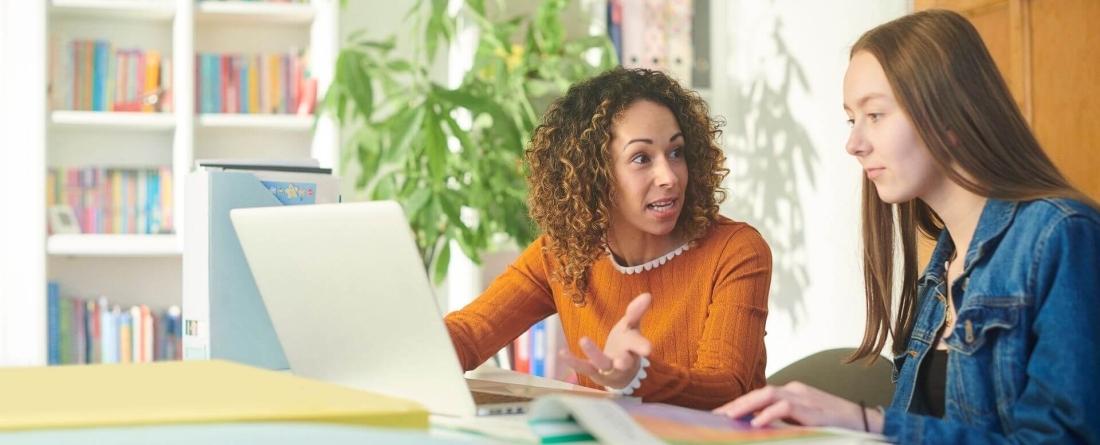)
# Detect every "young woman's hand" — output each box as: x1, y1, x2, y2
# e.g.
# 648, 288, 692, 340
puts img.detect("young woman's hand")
711, 382, 884, 433
558, 293, 653, 389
